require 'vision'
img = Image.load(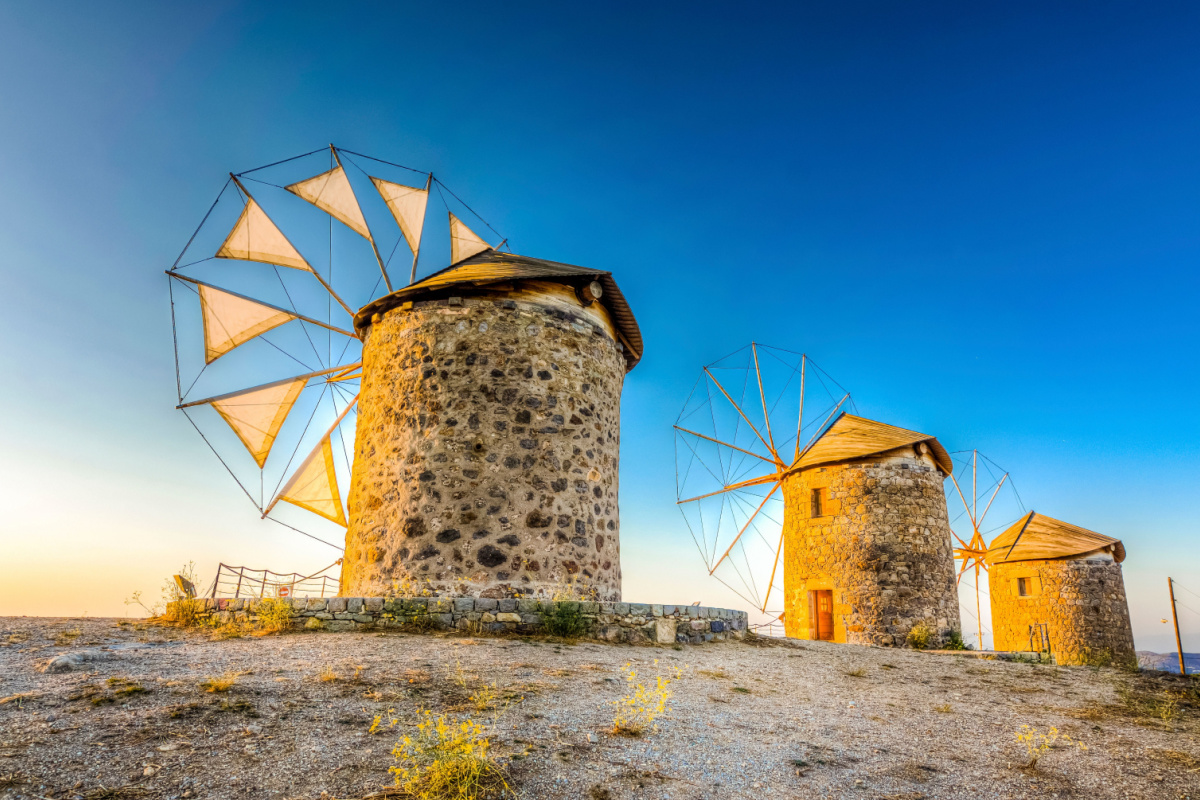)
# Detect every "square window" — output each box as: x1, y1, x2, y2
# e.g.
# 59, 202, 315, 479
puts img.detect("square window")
1017, 577, 1030, 596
